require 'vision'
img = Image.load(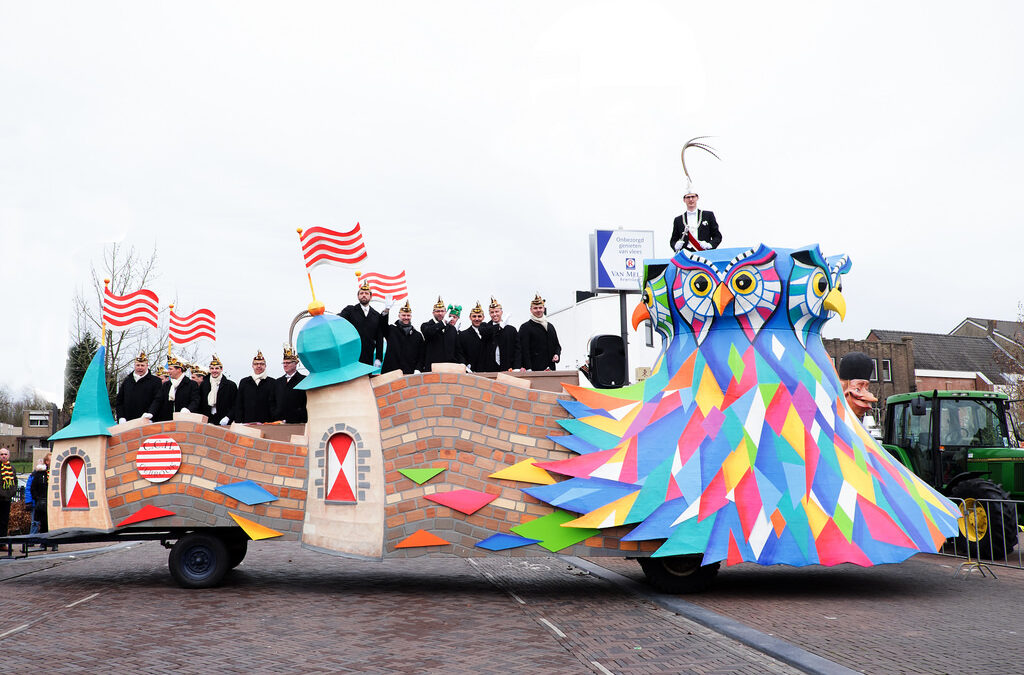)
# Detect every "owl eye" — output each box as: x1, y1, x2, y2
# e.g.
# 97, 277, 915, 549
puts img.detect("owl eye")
643, 288, 652, 306
690, 273, 713, 297
730, 270, 756, 295
812, 272, 828, 297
